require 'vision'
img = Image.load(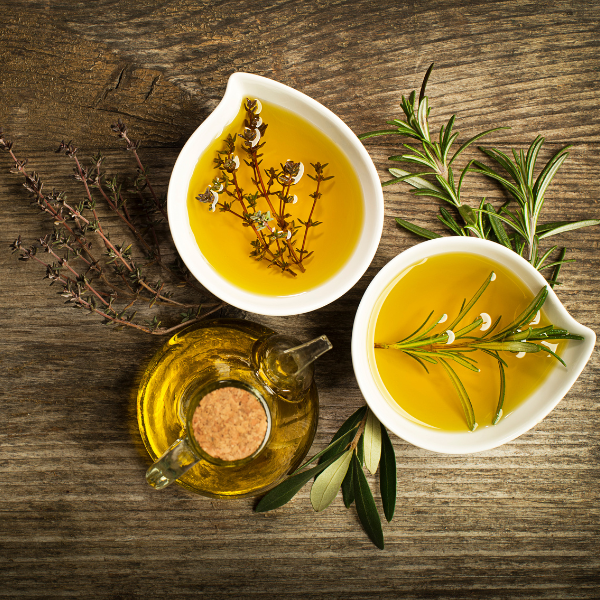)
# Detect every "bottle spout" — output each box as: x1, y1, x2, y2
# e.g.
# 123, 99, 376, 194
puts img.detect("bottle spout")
256, 334, 332, 397
280, 335, 333, 376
